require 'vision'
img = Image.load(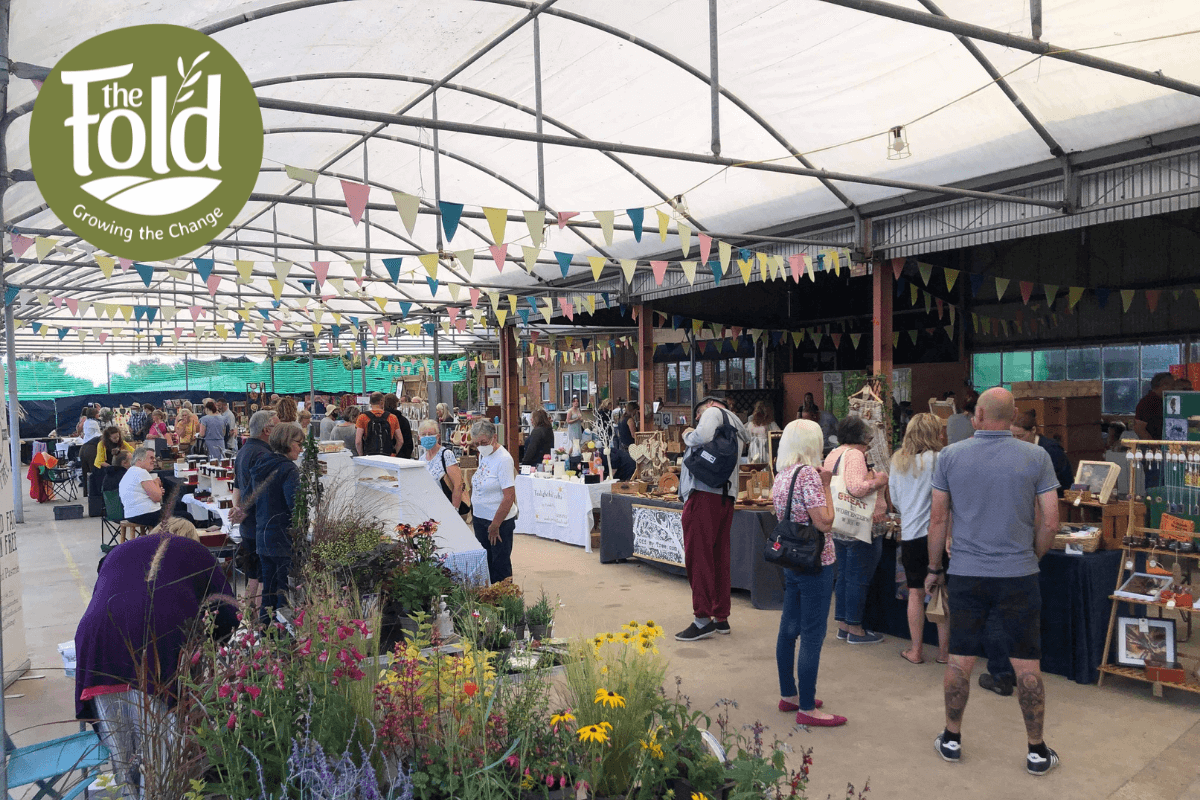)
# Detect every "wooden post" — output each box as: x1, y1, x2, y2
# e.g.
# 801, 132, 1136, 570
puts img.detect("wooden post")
872, 262, 893, 380
636, 302, 654, 431
499, 325, 520, 457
